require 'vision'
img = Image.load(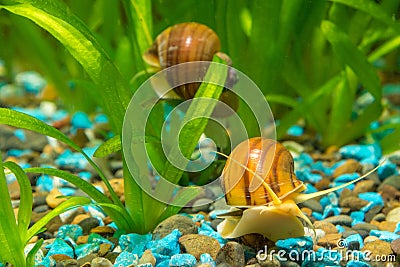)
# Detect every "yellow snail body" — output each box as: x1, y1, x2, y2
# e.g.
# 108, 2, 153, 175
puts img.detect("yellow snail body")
143, 22, 238, 116
217, 137, 383, 241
